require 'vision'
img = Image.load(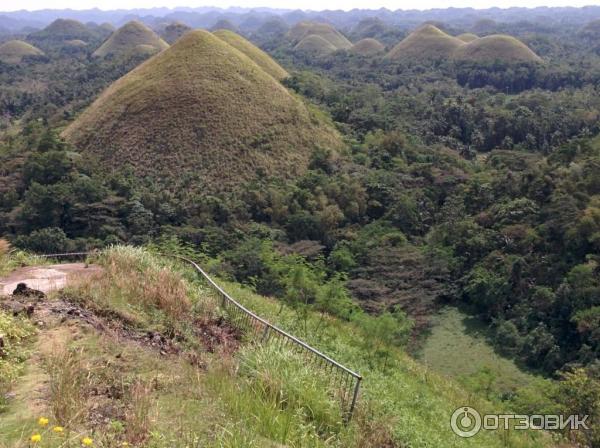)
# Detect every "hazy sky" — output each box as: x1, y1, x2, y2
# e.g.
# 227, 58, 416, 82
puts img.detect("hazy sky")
1, 0, 598, 12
